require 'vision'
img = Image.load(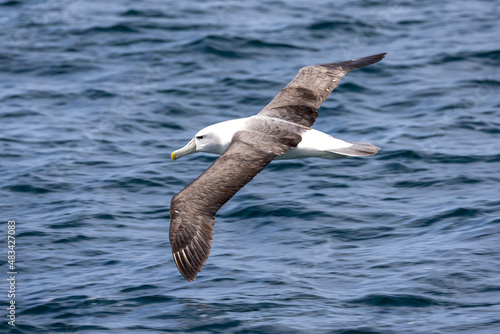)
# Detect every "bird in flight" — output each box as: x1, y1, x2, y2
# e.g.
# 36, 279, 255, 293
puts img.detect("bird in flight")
169, 53, 386, 282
